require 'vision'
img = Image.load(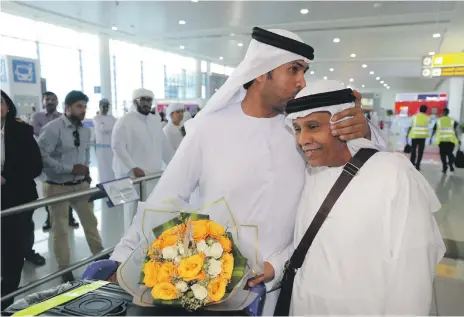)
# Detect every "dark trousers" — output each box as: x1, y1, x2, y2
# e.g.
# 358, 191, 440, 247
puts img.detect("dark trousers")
1, 213, 31, 310
439, 142, 455, 172
24, 210, 36, 257
411, 138, 426, 168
